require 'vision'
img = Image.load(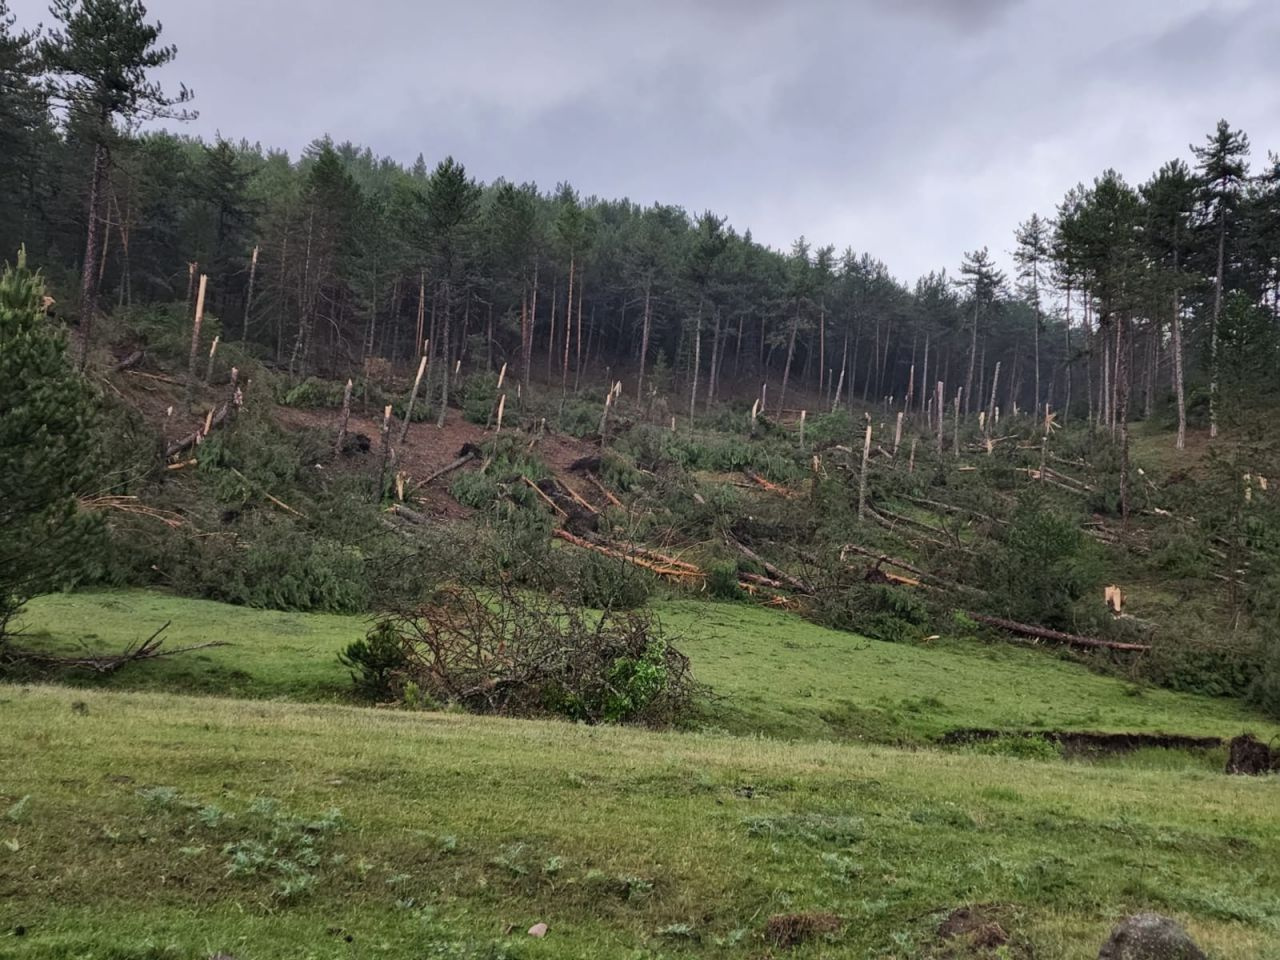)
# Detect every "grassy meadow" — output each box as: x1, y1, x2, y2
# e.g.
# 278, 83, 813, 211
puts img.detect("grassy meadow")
13, 590, 1278, 745
2, 685, 1279, 959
